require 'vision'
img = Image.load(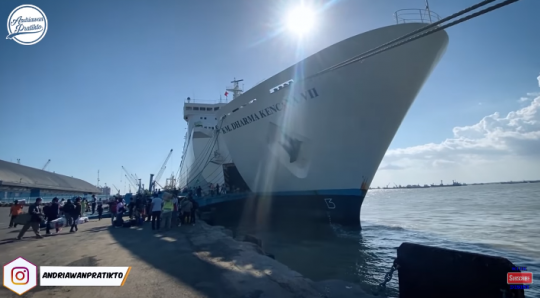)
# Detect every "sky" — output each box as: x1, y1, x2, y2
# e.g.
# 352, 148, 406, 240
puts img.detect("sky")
0, 0, 539, 193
